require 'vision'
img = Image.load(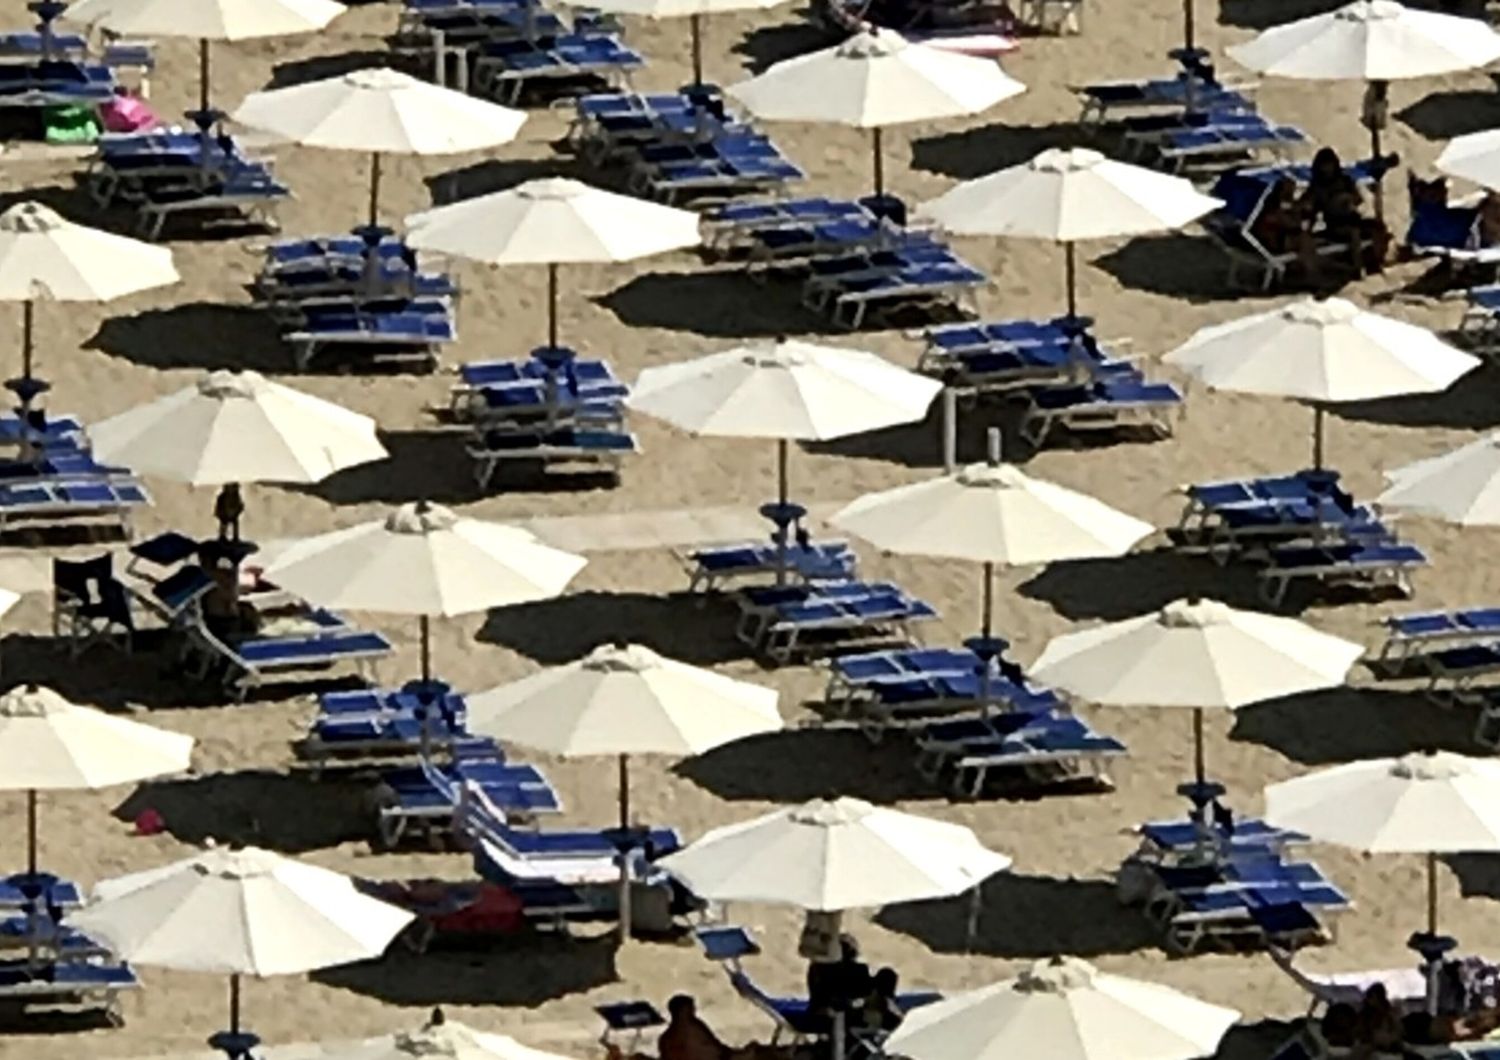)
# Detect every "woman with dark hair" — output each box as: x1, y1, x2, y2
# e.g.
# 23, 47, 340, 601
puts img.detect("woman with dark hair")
1300, 147, 1390, 276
